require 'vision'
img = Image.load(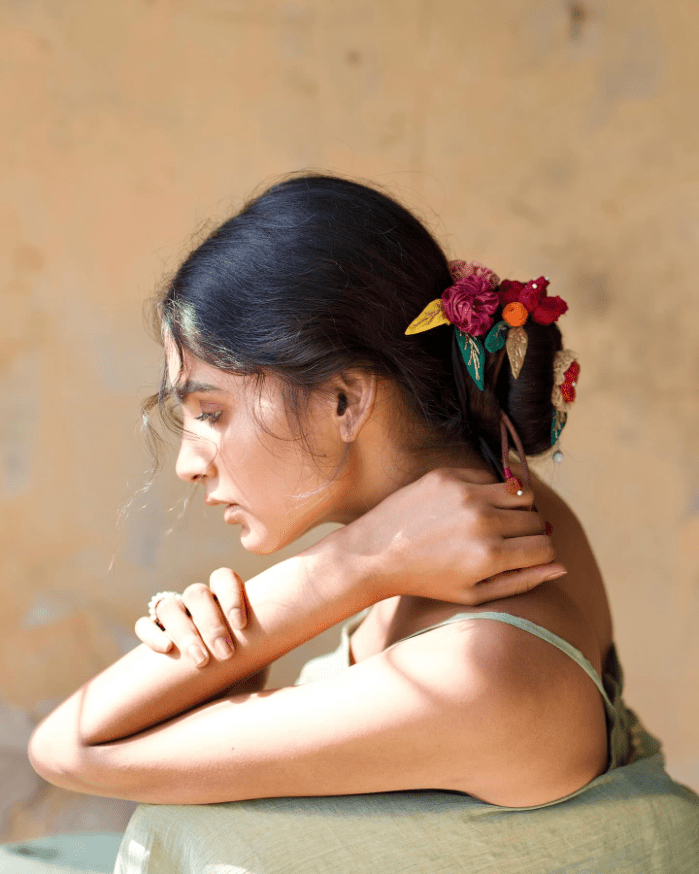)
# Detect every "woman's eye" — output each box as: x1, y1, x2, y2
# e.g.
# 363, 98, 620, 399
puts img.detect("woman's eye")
195, 410, 223, 424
